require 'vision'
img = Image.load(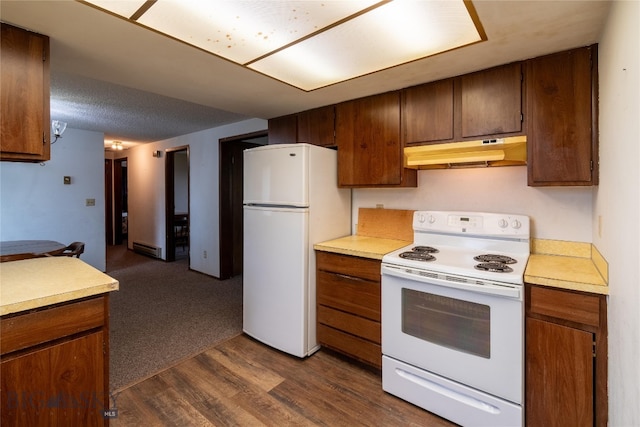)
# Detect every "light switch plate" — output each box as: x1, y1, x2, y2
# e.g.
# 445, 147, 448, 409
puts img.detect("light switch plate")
86, 198, 96, 206
64, 176, 71, 185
